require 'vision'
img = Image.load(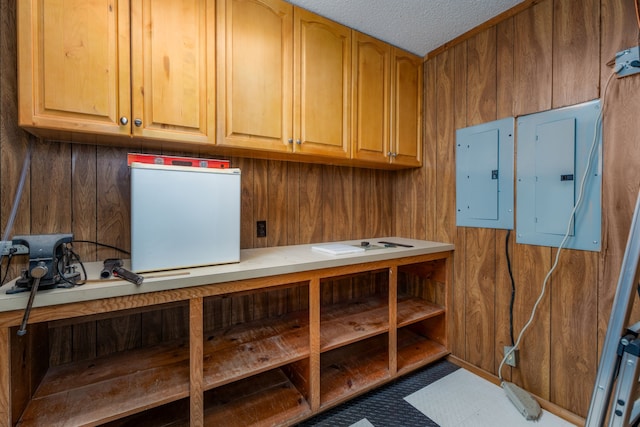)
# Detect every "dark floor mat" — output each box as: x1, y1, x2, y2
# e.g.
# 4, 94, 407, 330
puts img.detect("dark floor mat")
298, 360, 459, 427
